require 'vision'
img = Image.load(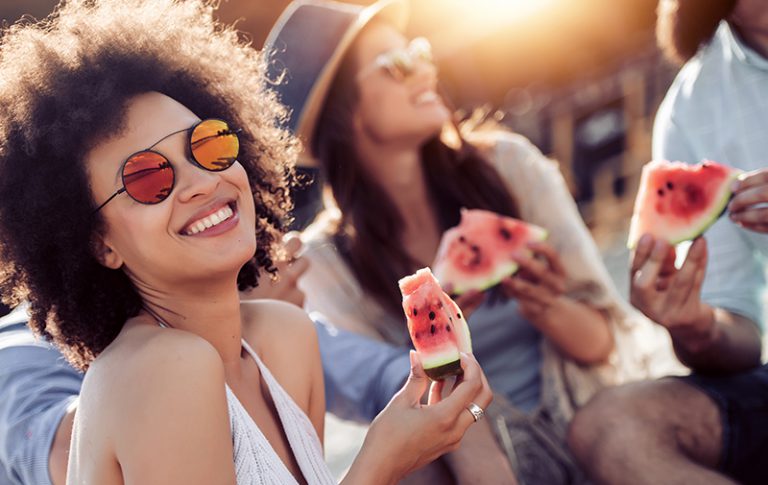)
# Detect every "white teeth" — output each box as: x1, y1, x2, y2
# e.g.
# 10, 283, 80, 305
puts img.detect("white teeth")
184, 205, 234, 235
415, 91, 438, 104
